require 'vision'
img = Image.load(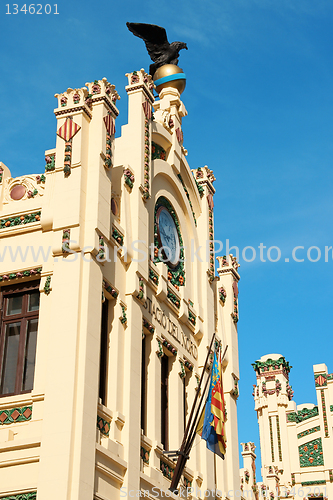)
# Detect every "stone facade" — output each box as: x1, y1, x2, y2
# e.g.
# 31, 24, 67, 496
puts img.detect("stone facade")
242, 354, 333, 499
0, 70, 242, 500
